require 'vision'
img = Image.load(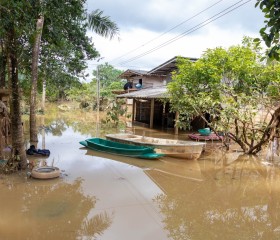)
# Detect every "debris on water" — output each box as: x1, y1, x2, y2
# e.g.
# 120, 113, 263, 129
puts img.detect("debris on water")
26, 172, 32, 178
117, 177, 126, 180
273, 226, 280, 232
261, 162, 273, 166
